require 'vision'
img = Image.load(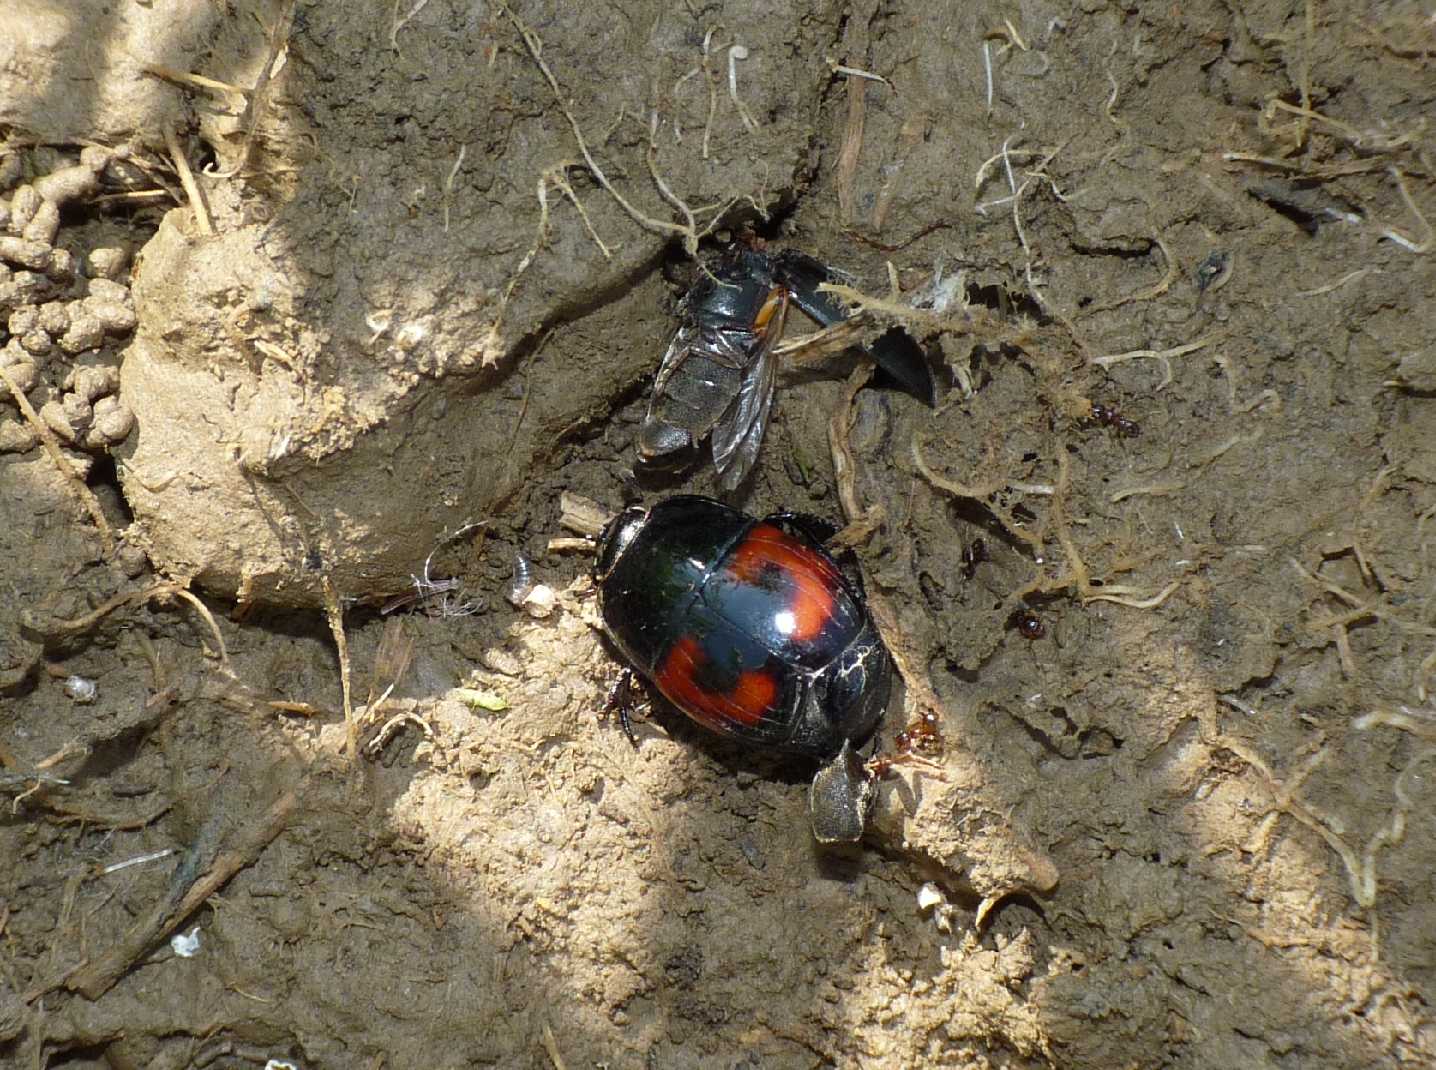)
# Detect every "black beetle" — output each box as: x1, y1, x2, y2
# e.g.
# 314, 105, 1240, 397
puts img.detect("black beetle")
593, 494, 892, 843
638, 243, 936, 489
